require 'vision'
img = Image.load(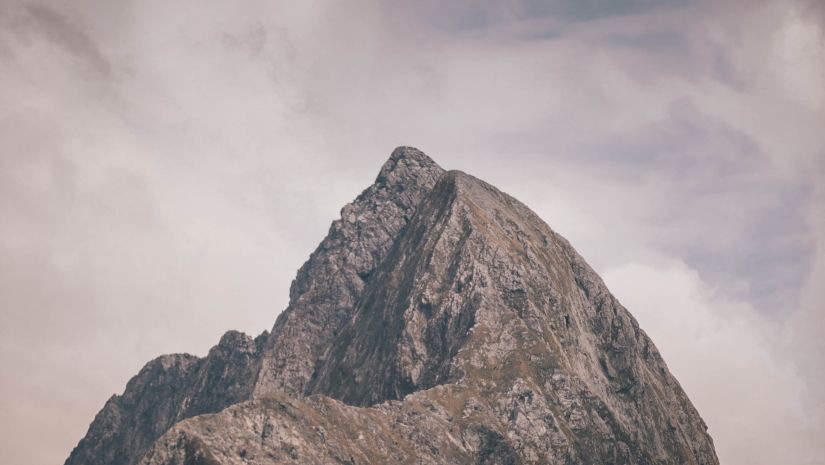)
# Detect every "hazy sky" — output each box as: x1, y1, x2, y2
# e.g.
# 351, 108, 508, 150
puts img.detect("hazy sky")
0, 1, 823, 464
